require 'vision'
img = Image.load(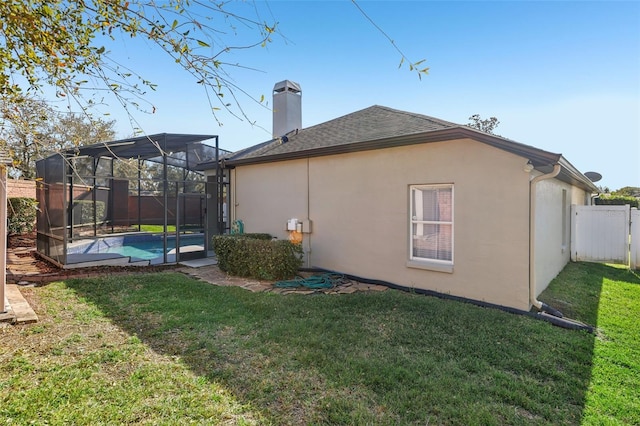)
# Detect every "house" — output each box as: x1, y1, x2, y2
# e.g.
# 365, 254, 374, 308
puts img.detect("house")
205, 80, 598, 311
